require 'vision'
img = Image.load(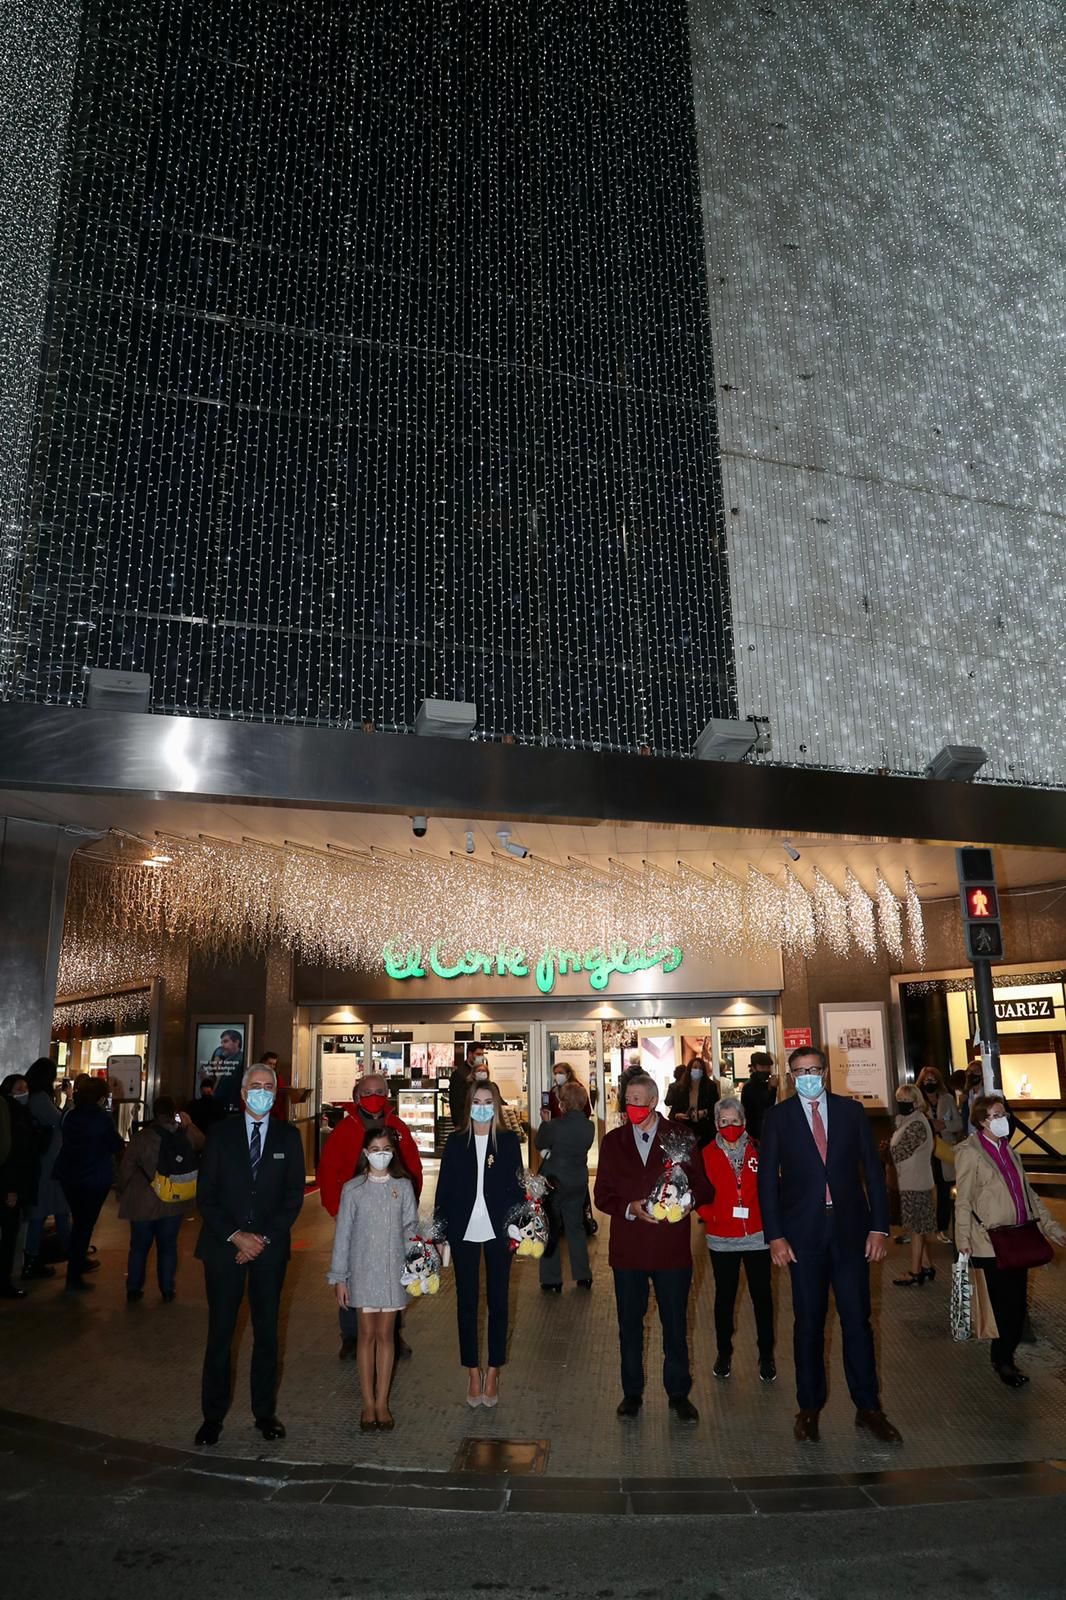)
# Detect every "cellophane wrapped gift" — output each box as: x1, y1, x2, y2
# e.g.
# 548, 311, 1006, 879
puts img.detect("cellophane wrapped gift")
645, 1127, 695, 1222
506, 1170, 551, 1257
401, 1215, 448, 1297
